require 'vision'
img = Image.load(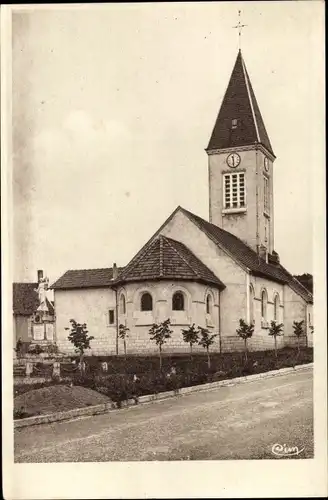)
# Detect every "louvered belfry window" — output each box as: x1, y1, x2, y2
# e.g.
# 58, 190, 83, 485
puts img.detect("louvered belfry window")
223, 172, 246, 209
264, 176, 270, 214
